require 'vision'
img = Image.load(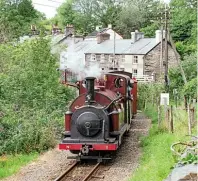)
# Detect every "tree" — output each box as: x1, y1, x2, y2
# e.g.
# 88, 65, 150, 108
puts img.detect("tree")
115, 0, 161, 38
140, 23, 159, 37
56, 0, 123, 35
169, 53, 197, 99
0, 38, 74, 154
169, 0, 197, 43
0, 0, 44, 42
